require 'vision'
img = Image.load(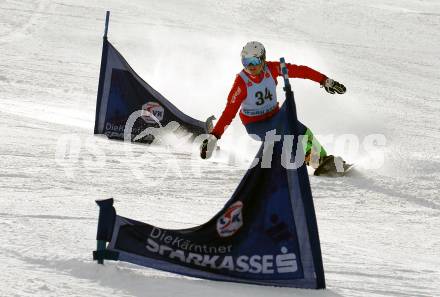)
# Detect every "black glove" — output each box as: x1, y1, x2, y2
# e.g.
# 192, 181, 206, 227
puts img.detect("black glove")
322, 78, 346, 94
200, 134, 218, 159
